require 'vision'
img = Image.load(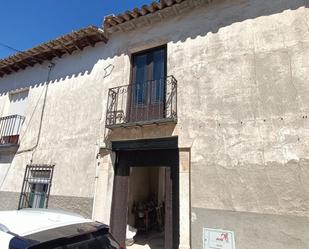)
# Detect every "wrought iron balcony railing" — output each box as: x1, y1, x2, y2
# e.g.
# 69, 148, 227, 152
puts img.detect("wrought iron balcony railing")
0, 114, 25, 146
106, 75, 177, 128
